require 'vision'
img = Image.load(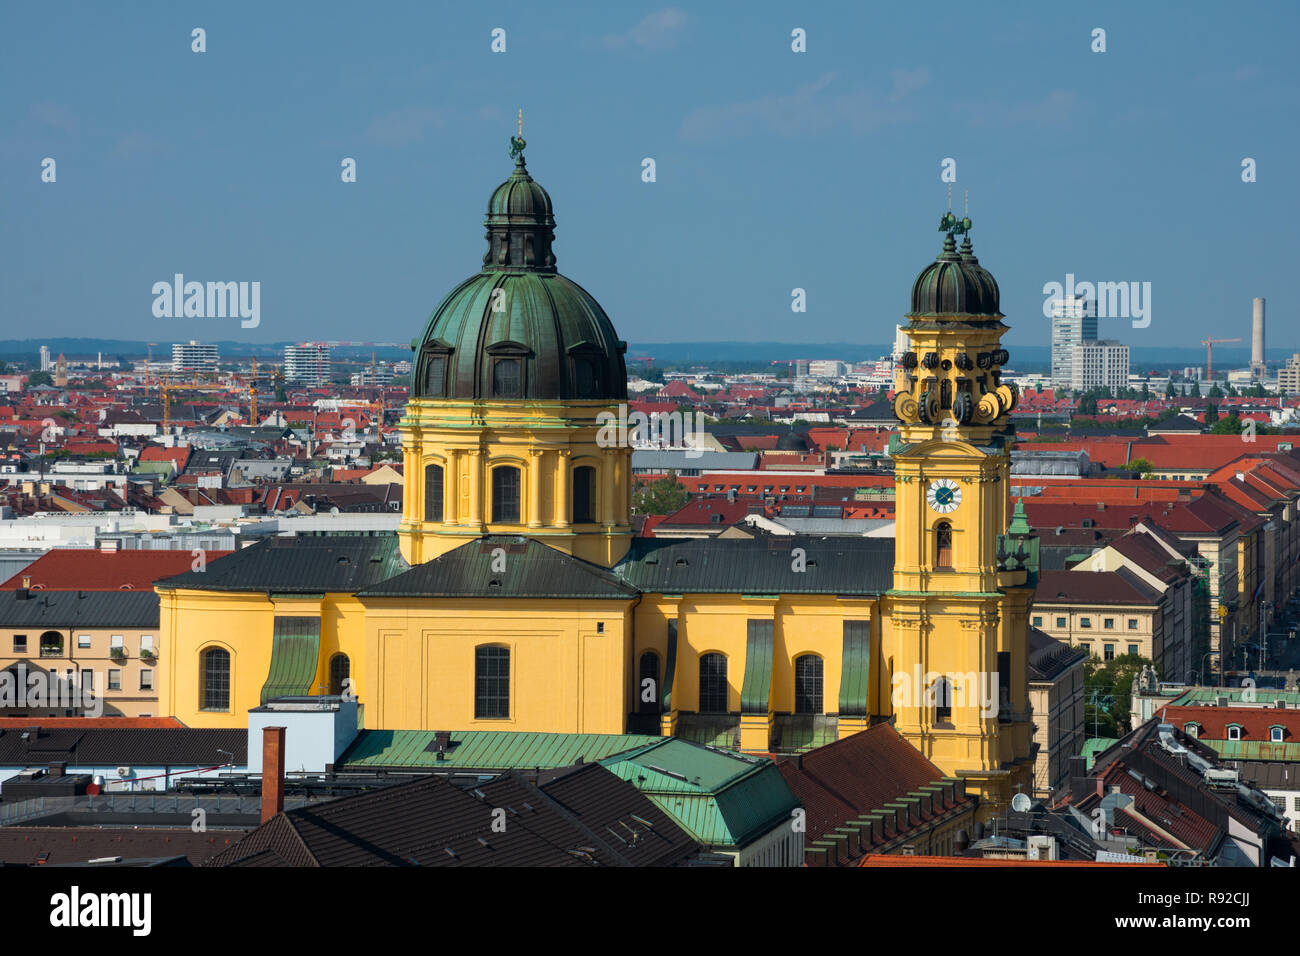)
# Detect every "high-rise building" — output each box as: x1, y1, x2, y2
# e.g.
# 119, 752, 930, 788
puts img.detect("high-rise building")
1070, 339, 1129, 392
806, 360, 845, 378
1050, 295, 1098, 386
284, 343, 332, 386
892, 324, 910, 363
350, 364, 394, 386
172, 341, 219, 374
1277, 353, 1300, 397
39, 345, 50, 372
